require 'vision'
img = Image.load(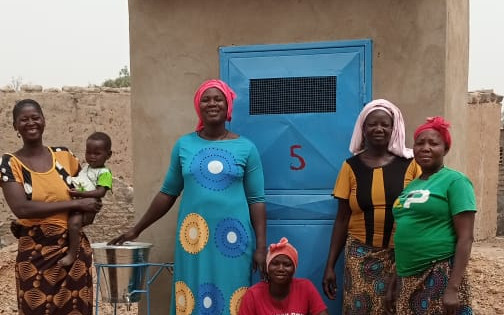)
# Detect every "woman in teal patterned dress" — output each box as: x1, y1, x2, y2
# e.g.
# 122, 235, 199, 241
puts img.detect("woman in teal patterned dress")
109, 79, 267, 315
